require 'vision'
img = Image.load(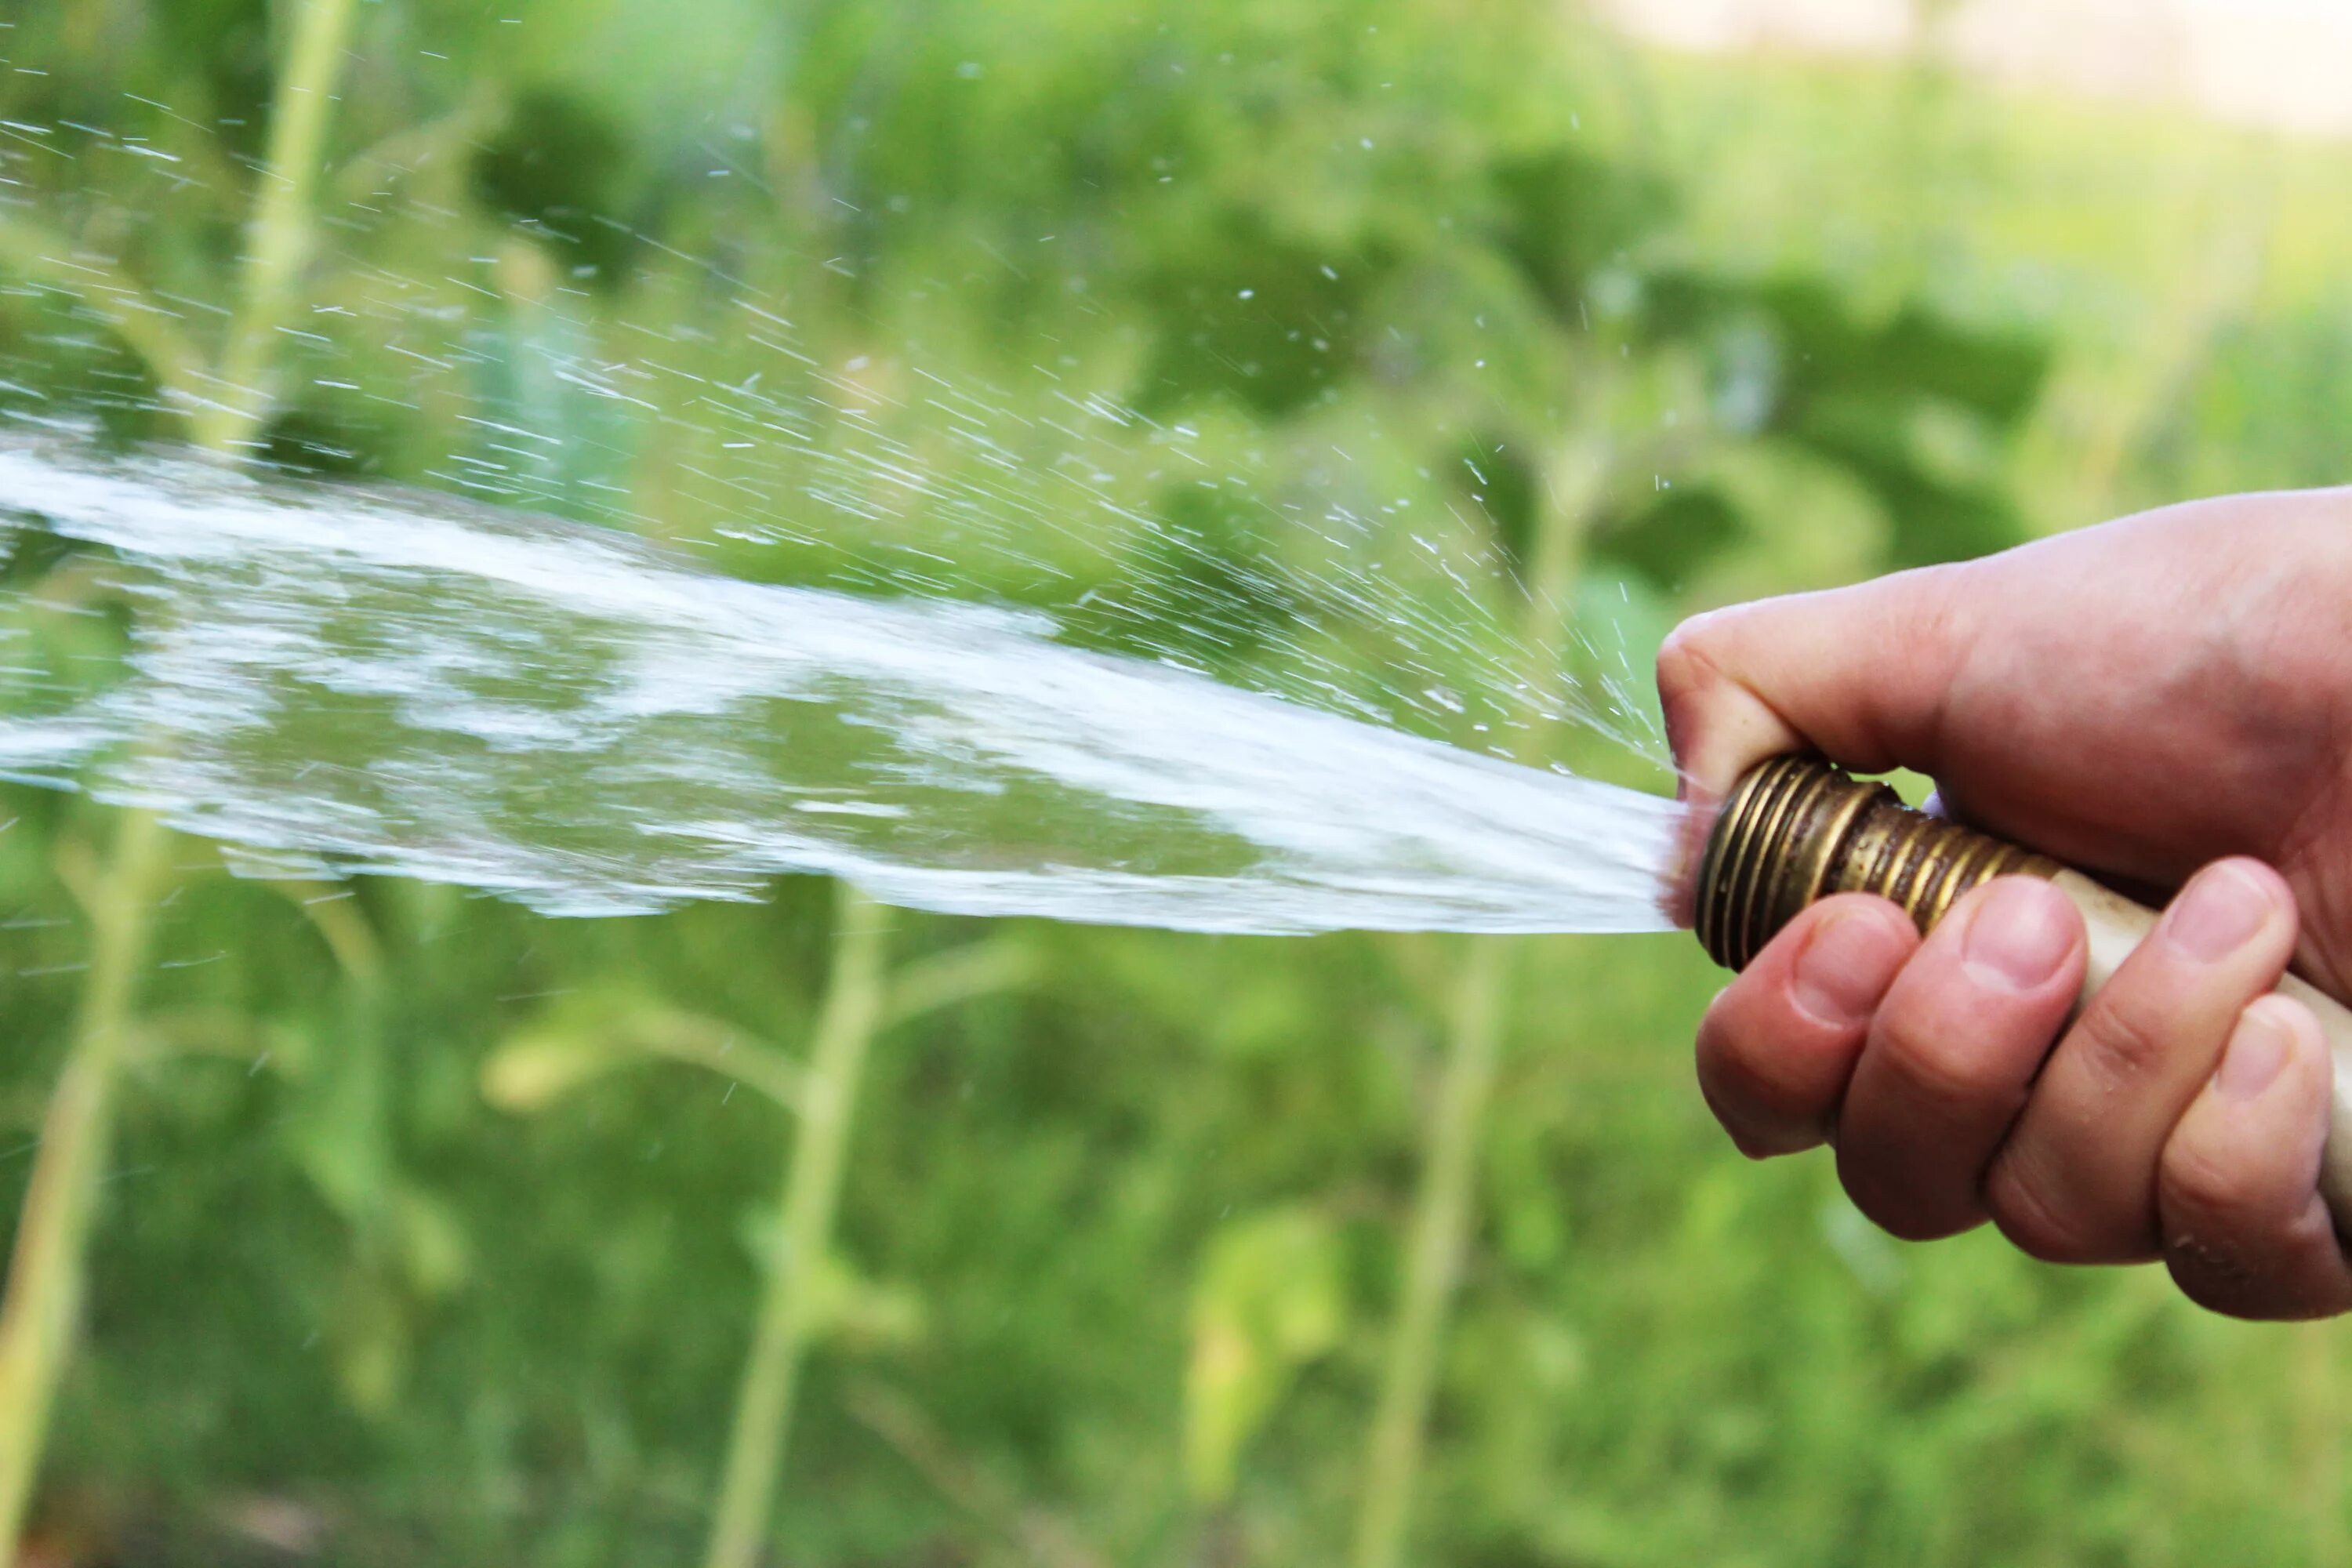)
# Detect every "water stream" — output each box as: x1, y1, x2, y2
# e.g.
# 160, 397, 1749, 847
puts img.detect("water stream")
0, 441, 1682, 933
